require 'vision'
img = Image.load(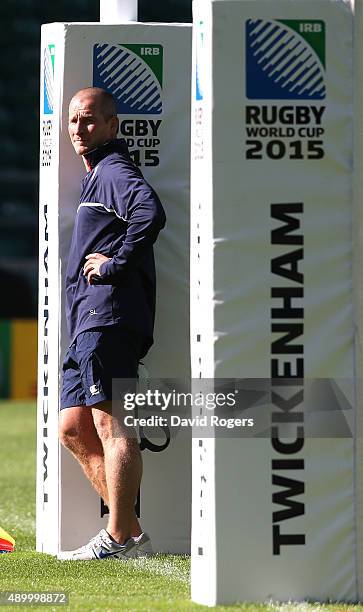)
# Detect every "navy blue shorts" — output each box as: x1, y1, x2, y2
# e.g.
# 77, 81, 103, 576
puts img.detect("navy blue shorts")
60, 326, 143, 409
